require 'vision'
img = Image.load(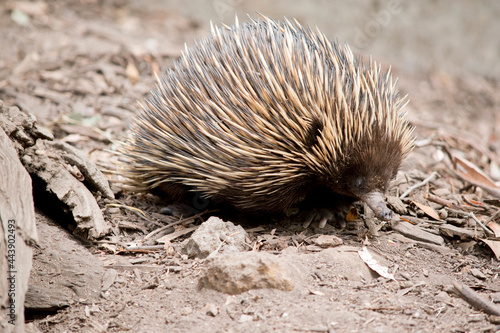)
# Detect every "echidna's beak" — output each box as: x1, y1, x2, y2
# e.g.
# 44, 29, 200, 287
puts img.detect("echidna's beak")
361, 191, 393, 221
